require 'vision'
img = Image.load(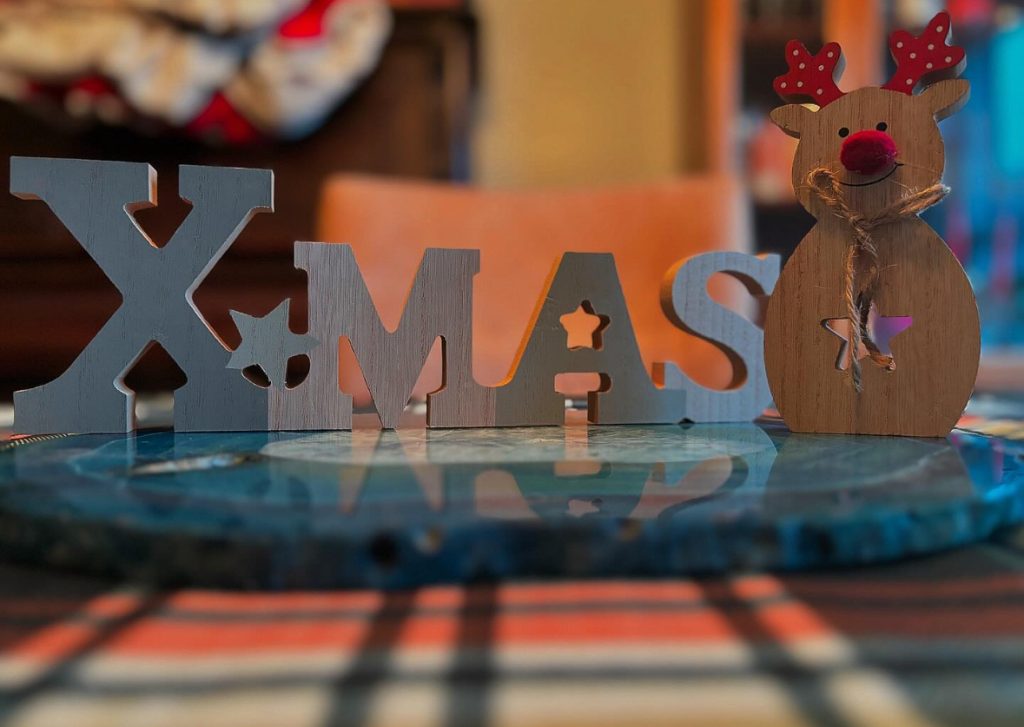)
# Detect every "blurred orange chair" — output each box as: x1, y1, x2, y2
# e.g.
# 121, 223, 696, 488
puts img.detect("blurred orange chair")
316, 175, 752, 407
